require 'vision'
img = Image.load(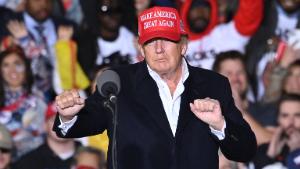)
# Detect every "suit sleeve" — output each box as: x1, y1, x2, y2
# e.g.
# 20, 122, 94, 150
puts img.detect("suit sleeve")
53, 88, 111, 138
219, 78, 257, 162
234, 0, 263, 36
